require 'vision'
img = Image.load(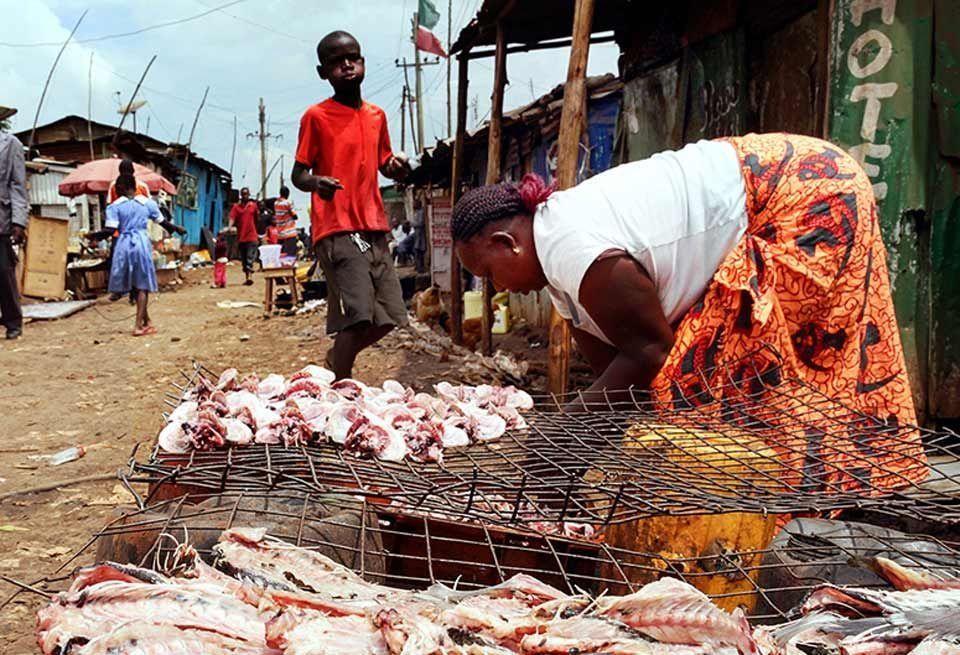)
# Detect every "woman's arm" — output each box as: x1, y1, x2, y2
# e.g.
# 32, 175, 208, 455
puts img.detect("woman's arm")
575, 254, 675, 408
570, 326, 618, 376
